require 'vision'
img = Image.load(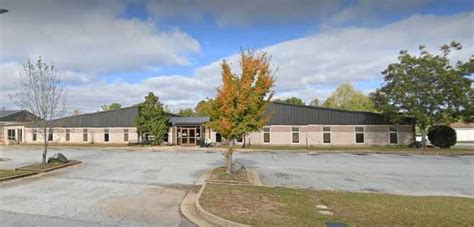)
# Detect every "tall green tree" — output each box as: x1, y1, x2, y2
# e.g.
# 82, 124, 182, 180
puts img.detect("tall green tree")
323, 82, 375, 112
309, 98, 320, 107
207, 51, 275, 174
177, 108, 194, 117
134, 92, 168, 144
371, 42, 473, 147
274, 97, 305, 105
100, 102, 121, 112
195, 99, 214, 117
